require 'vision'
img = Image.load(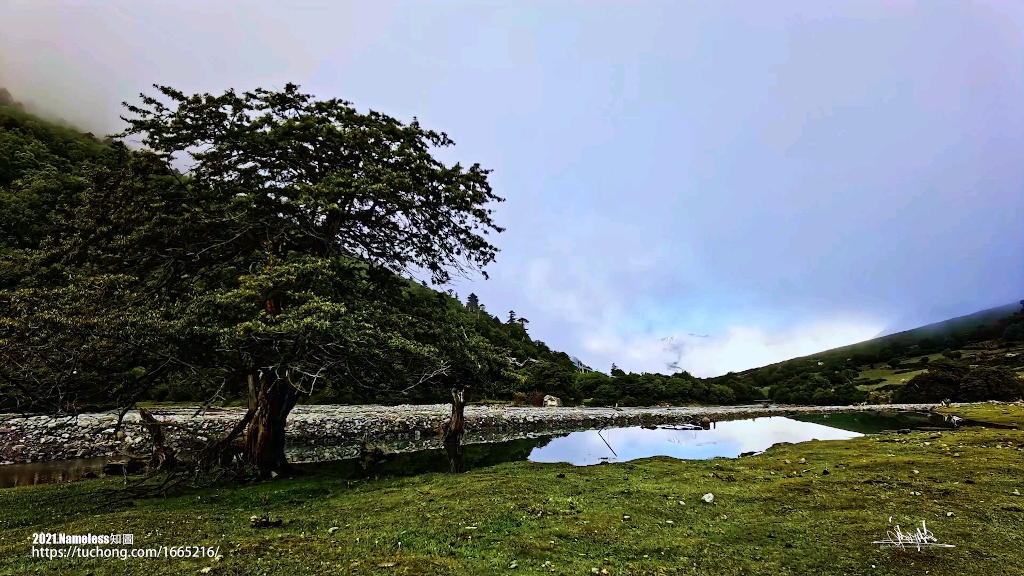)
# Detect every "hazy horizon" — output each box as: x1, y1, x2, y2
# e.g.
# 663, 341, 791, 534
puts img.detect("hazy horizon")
2, 0, 1021, 377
